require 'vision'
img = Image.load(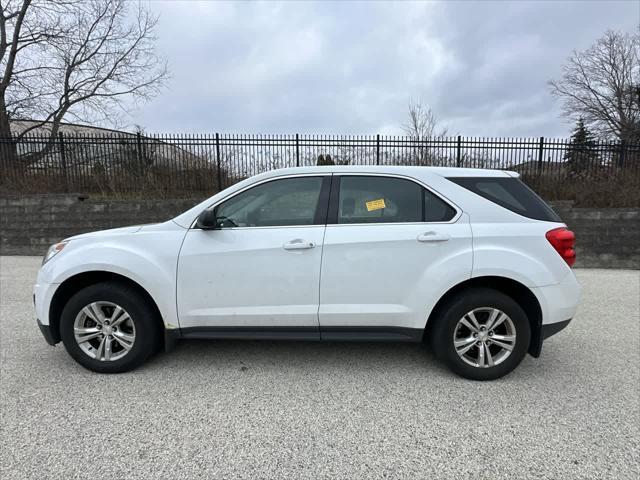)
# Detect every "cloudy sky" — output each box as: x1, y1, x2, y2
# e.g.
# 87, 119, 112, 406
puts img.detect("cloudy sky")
131, 0, 639, 137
